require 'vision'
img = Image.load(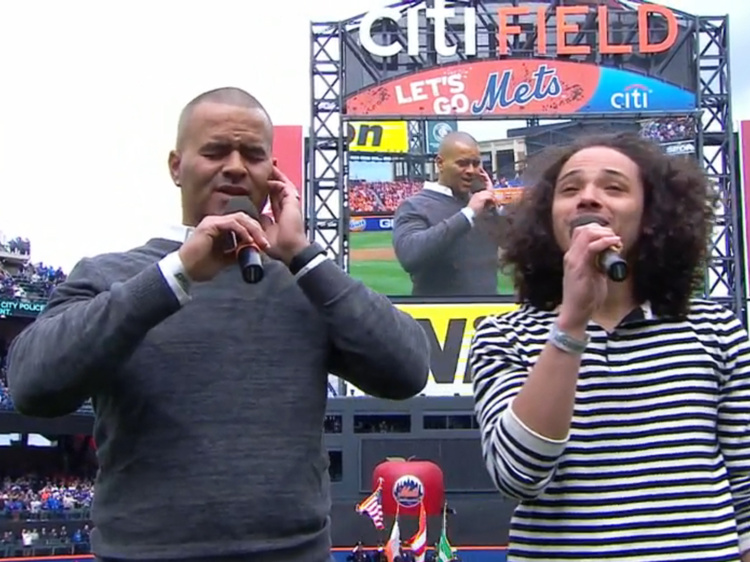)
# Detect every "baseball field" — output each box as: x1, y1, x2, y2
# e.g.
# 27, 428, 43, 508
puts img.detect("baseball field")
349, 230, 515, 295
